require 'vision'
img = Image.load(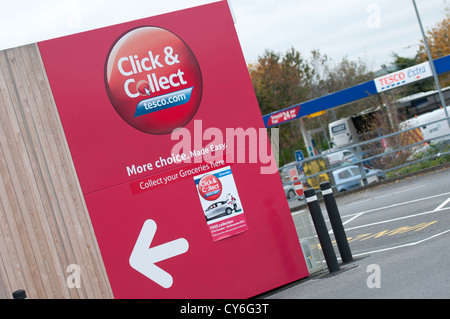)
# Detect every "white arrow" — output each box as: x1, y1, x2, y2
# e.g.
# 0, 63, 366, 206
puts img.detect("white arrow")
129, 219, 189, 288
